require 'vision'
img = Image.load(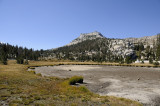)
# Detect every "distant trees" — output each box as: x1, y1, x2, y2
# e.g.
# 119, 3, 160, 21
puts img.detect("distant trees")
48, 38, 119, 63
46, 38, 133, 63
119, 56, 124, 64
125, 56, 132, 64
153, 61, 159, 66
0, 44, 8, 65
149, 57, 153, 64
0, 43, 41, 65
27, 33, 160, 64
156, 34, 160, 60
16, 56, 24, 64
132, 34, 160, 64
134, 43, 144, 60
